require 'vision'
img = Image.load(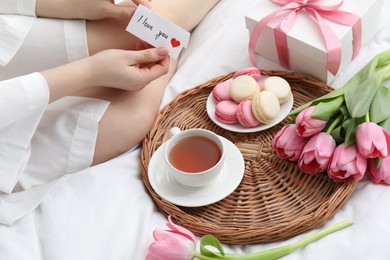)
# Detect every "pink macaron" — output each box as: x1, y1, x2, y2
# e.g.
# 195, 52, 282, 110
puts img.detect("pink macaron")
233, 67, 261, 81
236, 100, 260, 128
212, 81, 232, 103
215, 100, 239, 124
